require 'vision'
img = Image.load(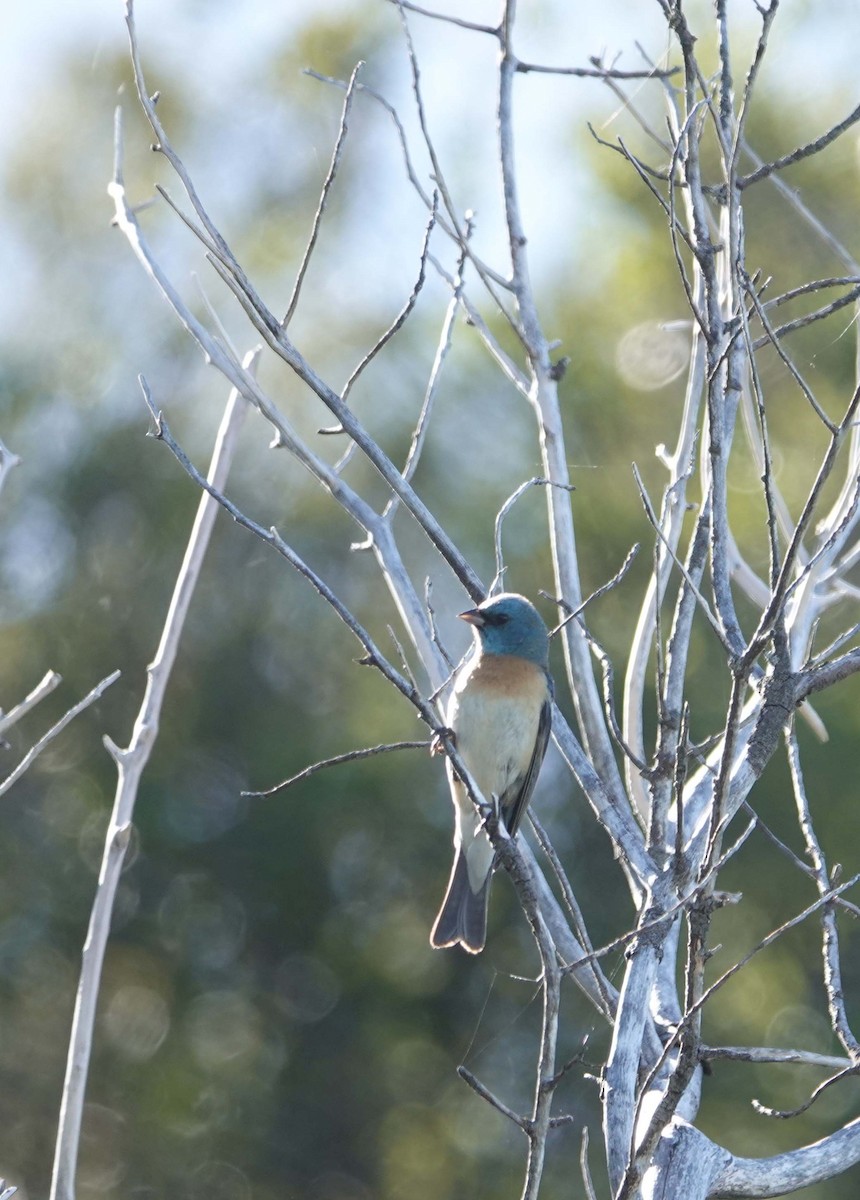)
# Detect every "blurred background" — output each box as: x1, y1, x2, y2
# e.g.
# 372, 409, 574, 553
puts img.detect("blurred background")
2, 1, 860, 1197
